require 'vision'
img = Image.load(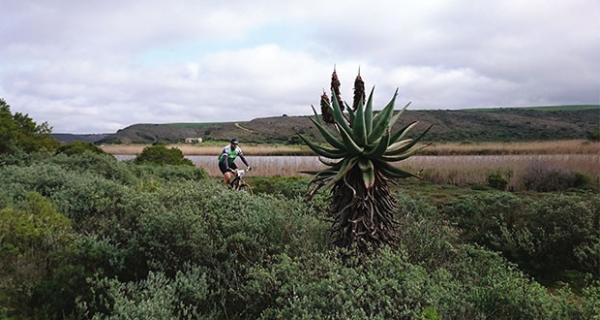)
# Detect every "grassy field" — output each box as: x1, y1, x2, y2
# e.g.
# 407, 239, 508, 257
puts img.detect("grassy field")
101, 139, 600, 156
